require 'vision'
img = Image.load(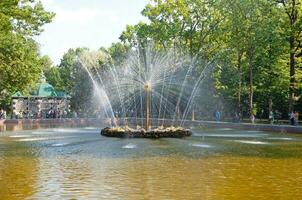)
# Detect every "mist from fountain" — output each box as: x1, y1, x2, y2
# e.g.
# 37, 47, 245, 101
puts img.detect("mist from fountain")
77, 45, 215, 133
